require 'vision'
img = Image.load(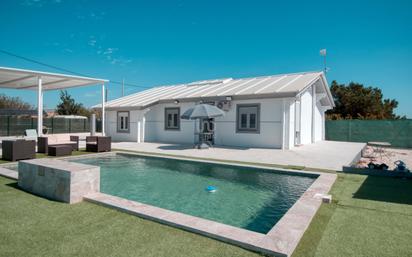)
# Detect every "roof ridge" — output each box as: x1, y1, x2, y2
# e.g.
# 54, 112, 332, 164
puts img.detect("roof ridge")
232, 70, 323, 81
157, 70, 323, 88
